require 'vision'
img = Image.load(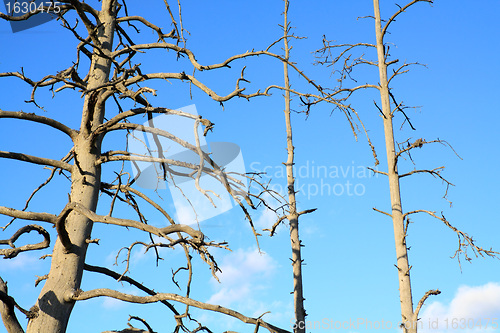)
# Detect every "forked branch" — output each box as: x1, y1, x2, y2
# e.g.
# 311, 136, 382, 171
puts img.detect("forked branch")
0, 225, 50, 259
403, 209, 500, 265
66, 288, 290, 333
381, 0, 433, 38
55, 202, 204, 252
